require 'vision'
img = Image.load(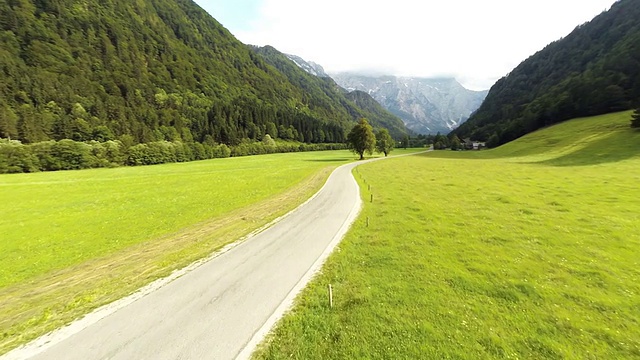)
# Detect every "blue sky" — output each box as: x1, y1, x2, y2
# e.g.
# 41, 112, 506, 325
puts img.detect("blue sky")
195, 0, 262, 33
194, 0, 617, 90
